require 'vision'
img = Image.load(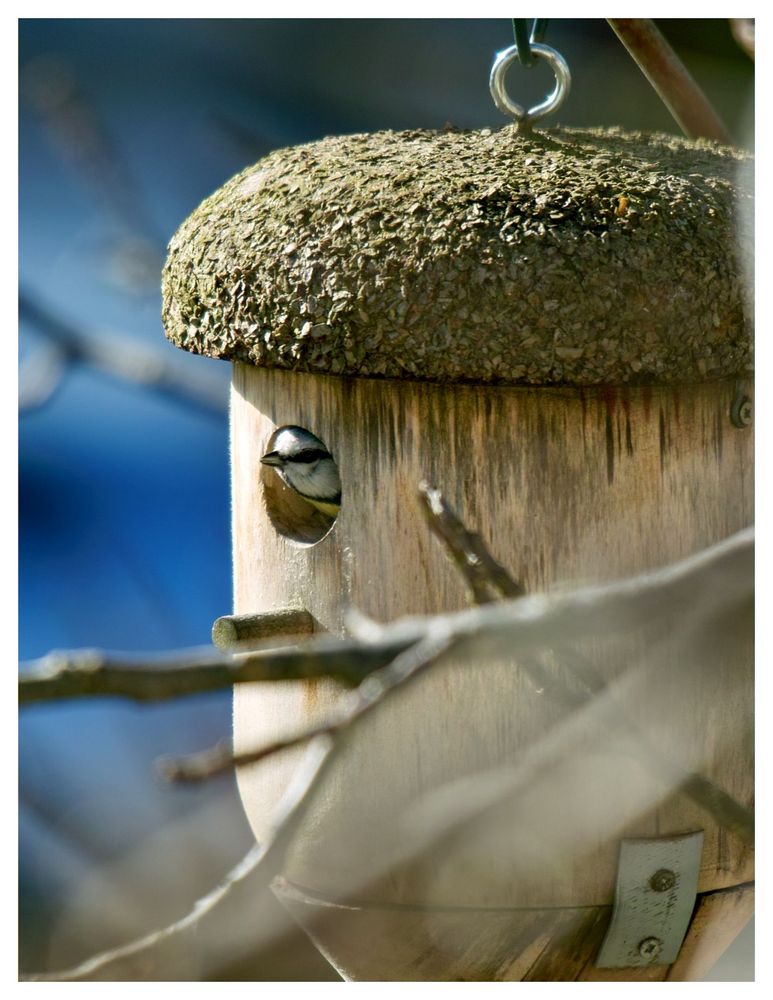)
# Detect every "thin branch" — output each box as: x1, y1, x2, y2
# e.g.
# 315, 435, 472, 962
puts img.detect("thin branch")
22, 634, 455, 981
19, 637, 409, 704
419, 484, 557, 700
159, 730, 328, 784
163, 628, 458, 782
21, 842, 265, 982
18, 340, 68, 411
21, 55, 164, 246
21, 733, 335, 982
19, 291, 226, 417
418, 482, 524, 603
162, 523, 753, 848
20, 527, 753, 705
607, 19, 732, 143
21, 522, 753, 978
538, 635, 755, 843
163, 671, 754, 850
